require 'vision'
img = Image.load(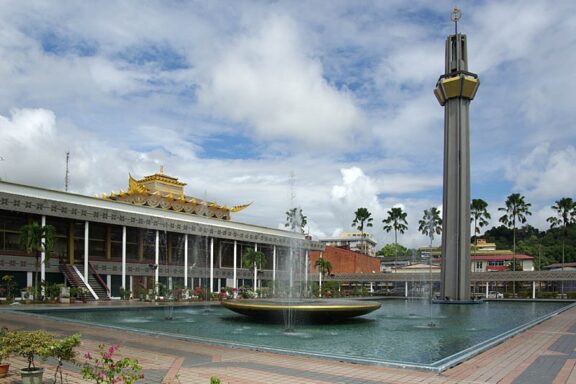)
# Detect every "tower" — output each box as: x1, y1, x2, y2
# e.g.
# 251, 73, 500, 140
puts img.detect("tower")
434, 9, 480, 301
